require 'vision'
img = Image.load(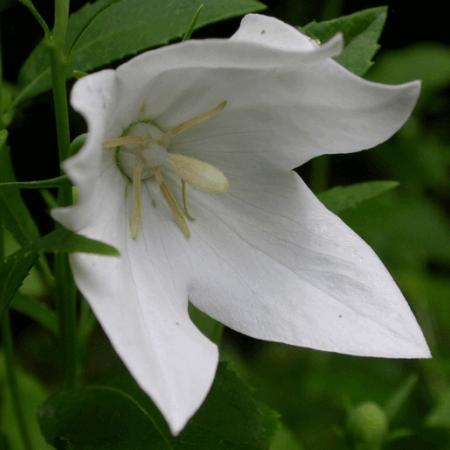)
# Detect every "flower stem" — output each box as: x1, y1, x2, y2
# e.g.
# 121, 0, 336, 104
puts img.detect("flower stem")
49, 0, 78, 388
1, 313, 34, 450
